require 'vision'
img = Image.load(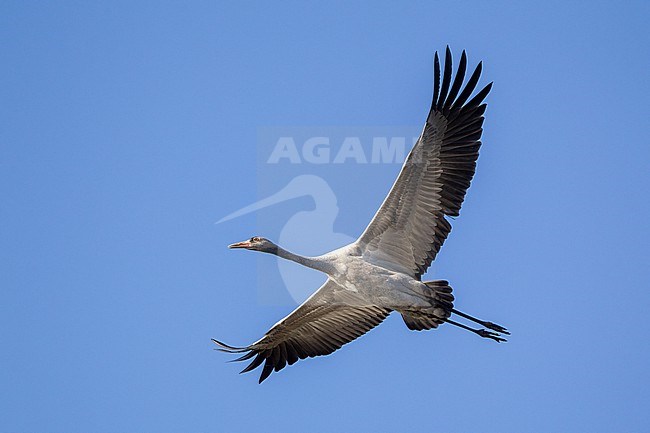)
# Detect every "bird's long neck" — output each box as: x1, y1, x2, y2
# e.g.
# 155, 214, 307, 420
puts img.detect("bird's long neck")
274, 245, 333, 274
